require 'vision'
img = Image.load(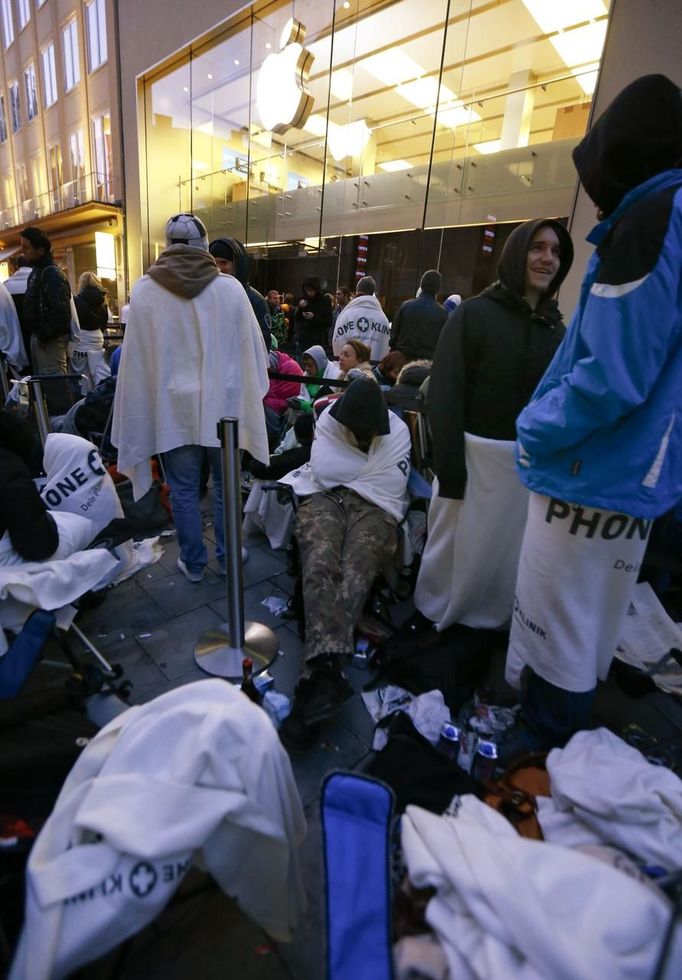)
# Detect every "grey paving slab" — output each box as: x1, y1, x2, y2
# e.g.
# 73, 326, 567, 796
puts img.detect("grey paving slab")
136, 605, 225, 679
75, 589, 168, 649
140, 568, 226, 617
286, 722, 372, 808
242, 546, 288, 587
209, 577, 293, 632
267, 626, 304, 697
279, 804, 326, 980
